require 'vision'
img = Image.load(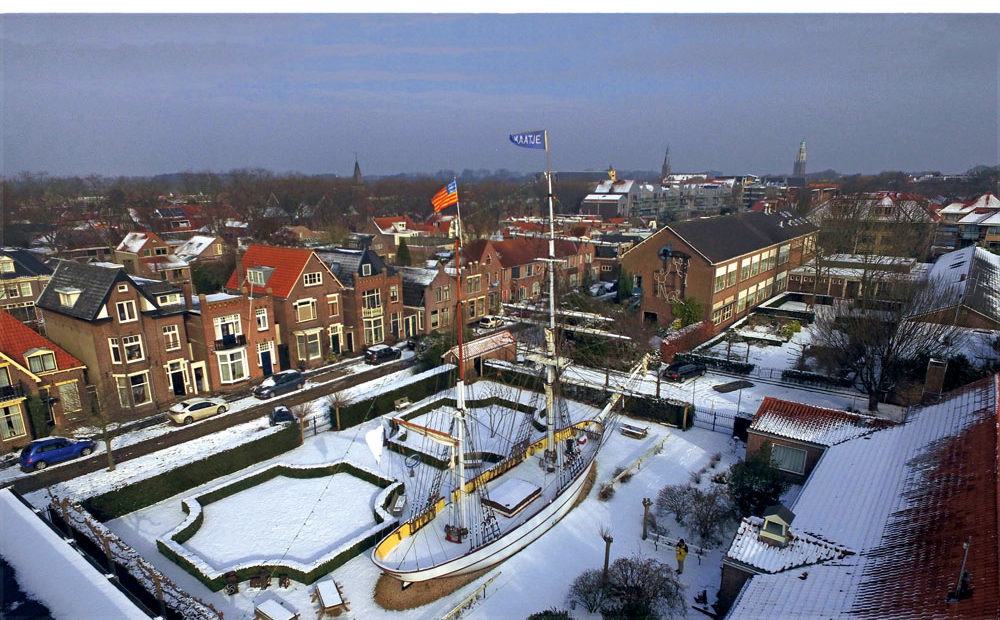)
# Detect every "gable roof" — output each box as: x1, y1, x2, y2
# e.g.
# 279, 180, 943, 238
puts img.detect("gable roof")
116, 231, 163, 254
174, 235, 218, 262
398, 266, 442, 307
750, 397, 894, 447
444, 330, 516, 360
725, 515, 853, 574
36, 261, 129, 321
729, 376, 1000, 618
225, 245, 326, 298
634, 211, 817, 265
917, 245, 1000, 325
0, 248, 52, 280
0, 309, 84, 373
315, 247, 395, 288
